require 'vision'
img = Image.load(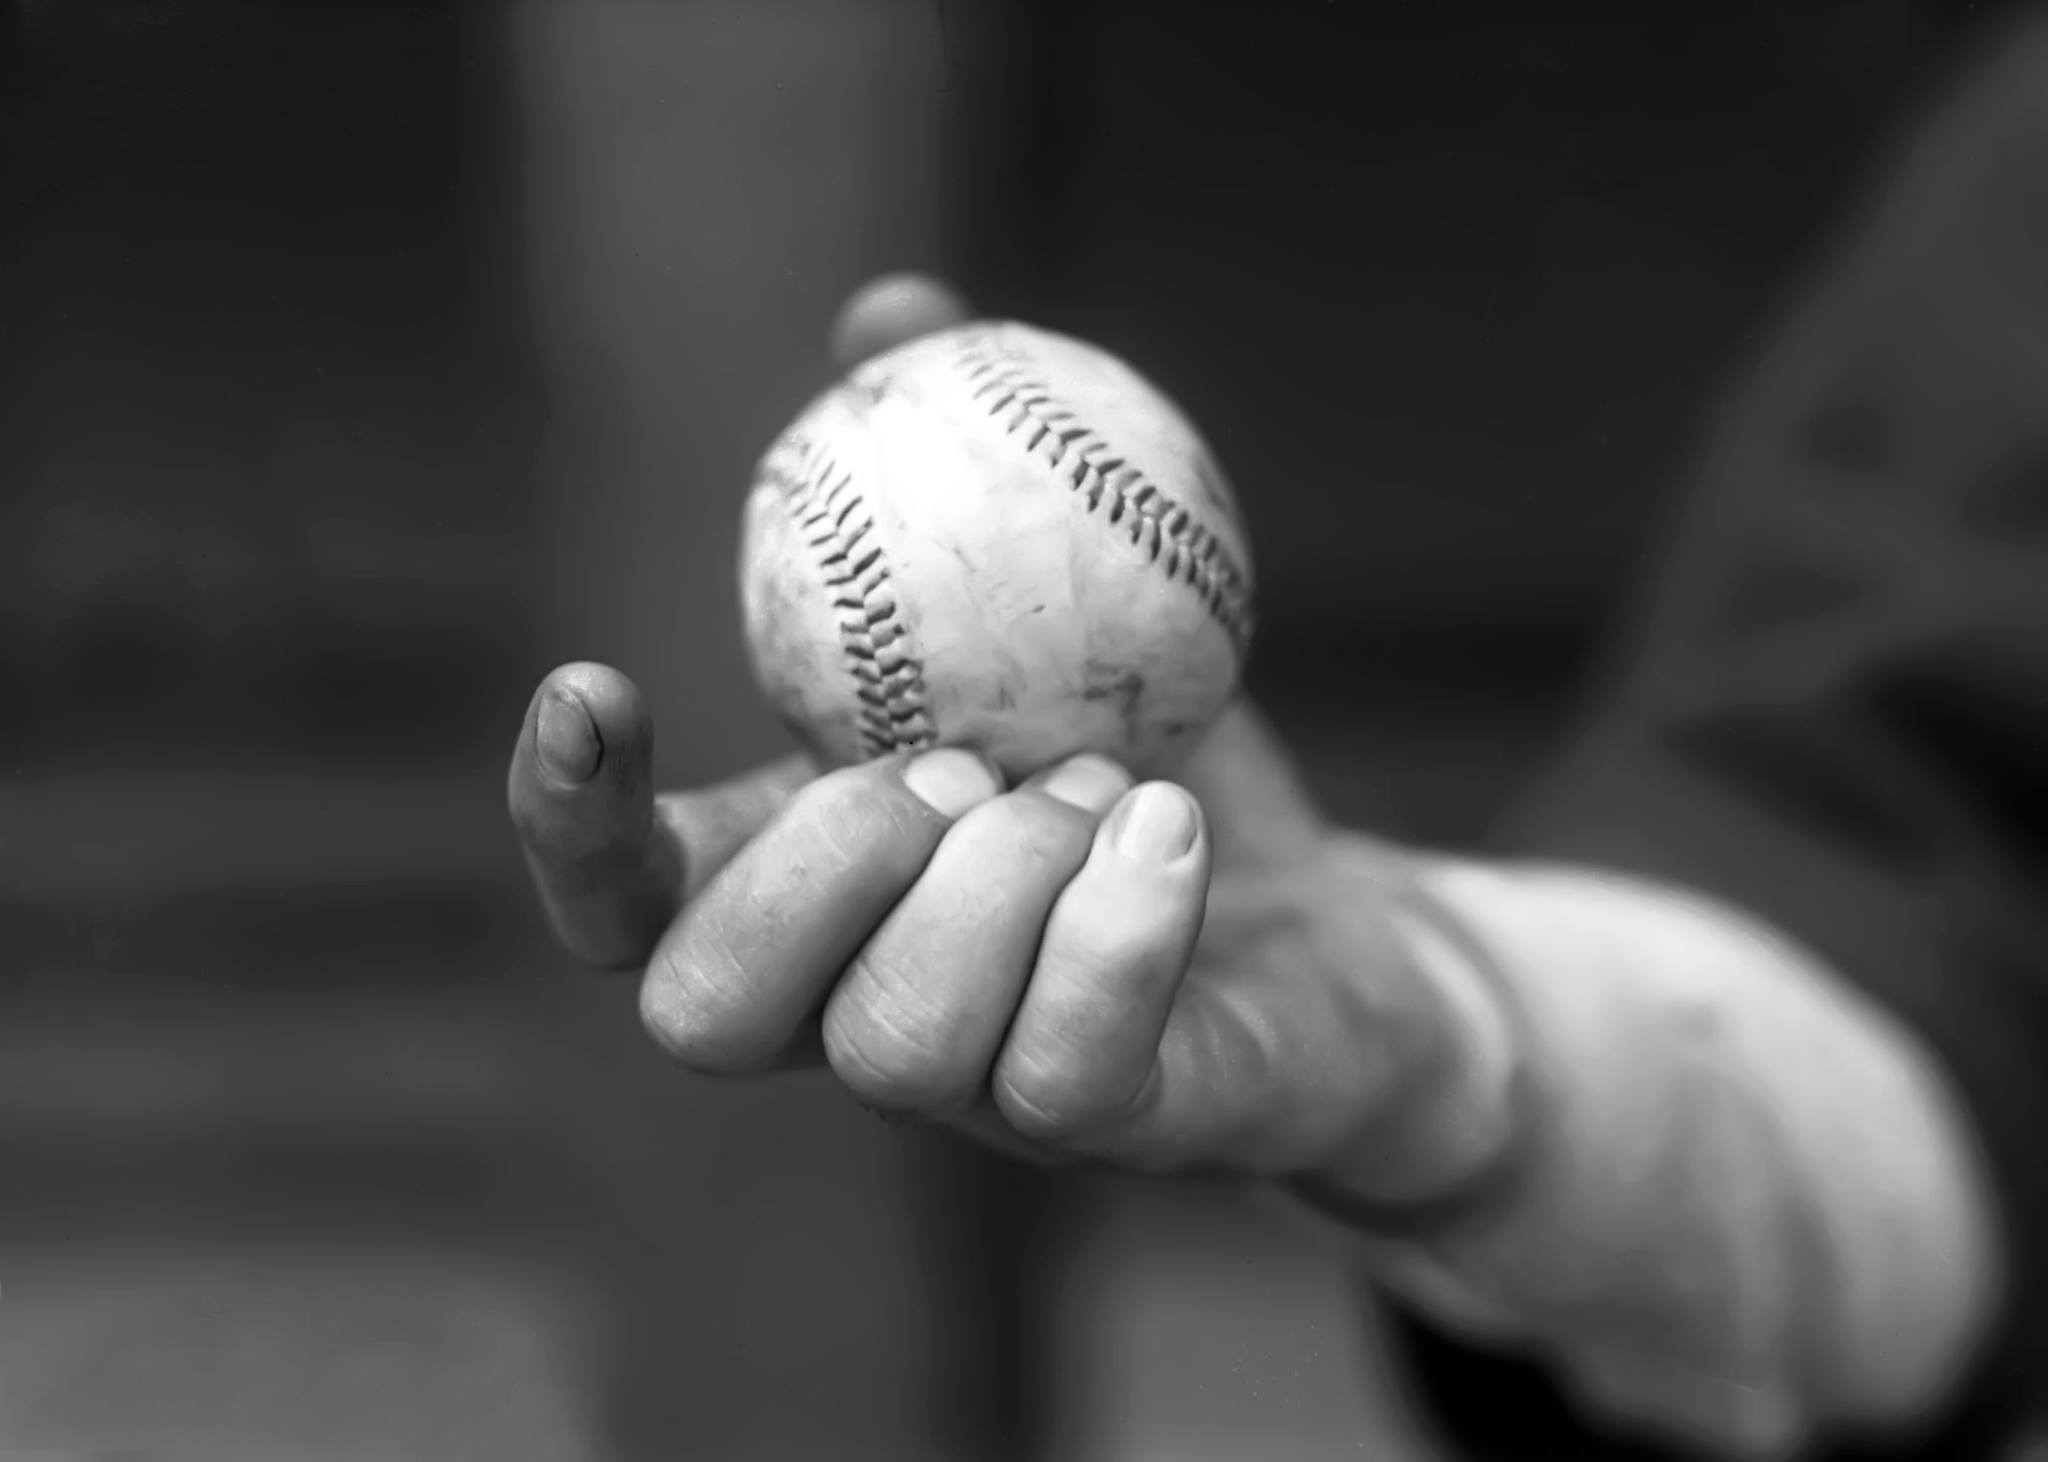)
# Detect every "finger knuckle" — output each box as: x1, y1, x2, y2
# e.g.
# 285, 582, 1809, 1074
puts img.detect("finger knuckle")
824, 994, 977, 1113
992, 1056, 1123, 1148
638, 970, 709, 1065
638, 937, 750, 1075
